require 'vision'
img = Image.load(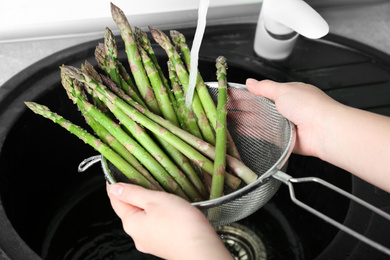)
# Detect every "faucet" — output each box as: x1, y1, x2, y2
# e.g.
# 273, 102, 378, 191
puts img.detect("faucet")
254, 0, 329, 60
